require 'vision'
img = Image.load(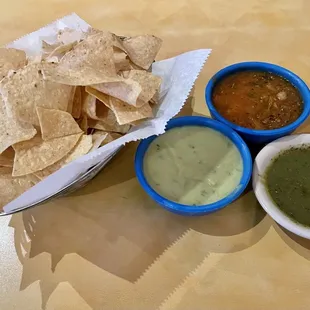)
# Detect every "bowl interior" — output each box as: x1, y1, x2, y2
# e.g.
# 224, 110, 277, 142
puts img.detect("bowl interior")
135, 116, 252, 216
253, 134, 310, 238
205, 62, 310, 137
